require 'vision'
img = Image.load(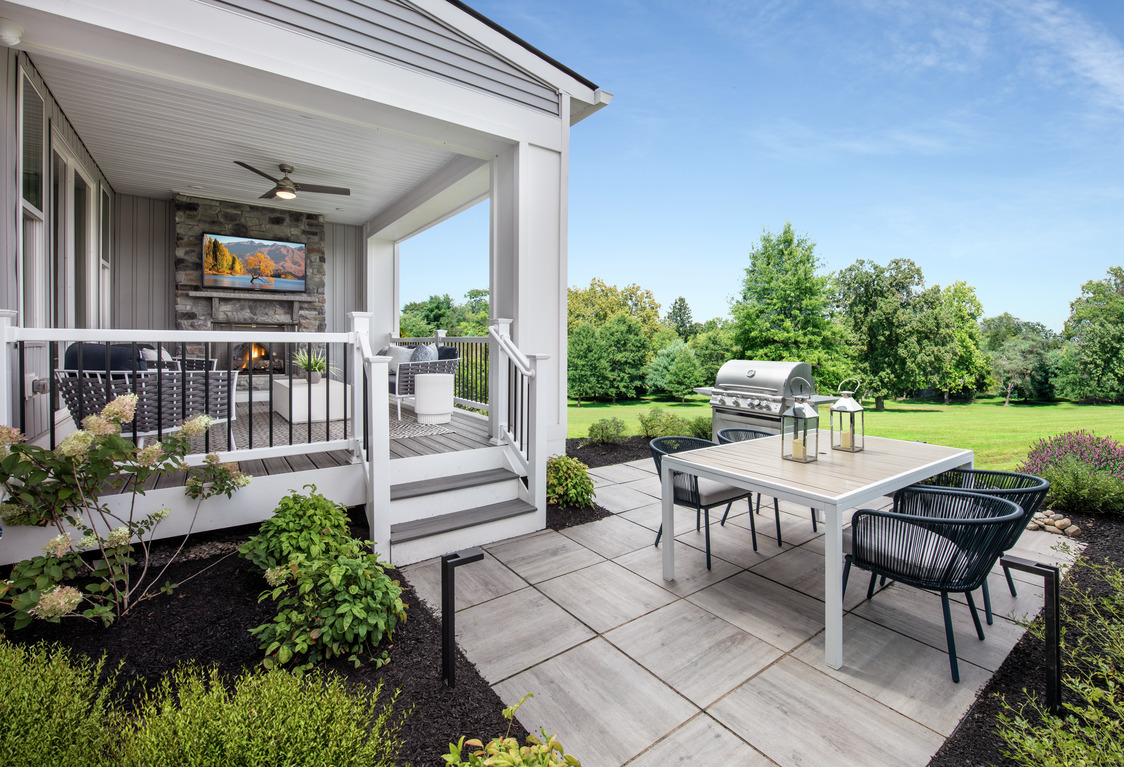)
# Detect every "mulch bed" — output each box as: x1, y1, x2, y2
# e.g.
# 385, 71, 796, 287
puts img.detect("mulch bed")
5, 437, 1122, 765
